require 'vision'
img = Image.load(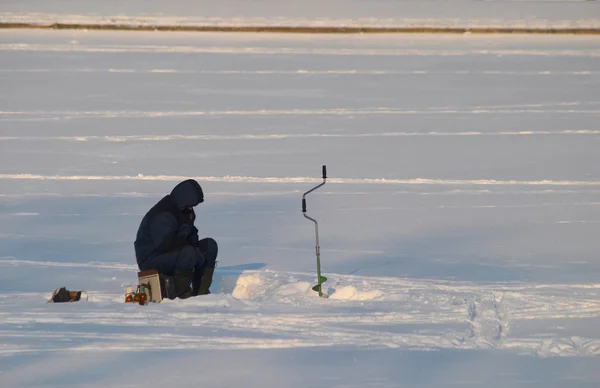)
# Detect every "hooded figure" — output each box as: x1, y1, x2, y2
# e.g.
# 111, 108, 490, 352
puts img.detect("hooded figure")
134, 179, 218, 298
